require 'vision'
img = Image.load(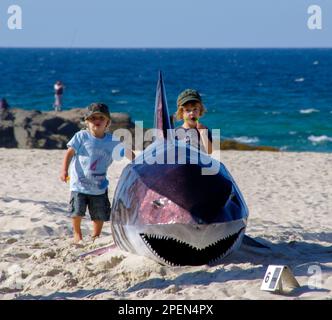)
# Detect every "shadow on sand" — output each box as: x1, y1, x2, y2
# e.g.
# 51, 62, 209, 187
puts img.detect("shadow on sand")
13, 289, 113, 300
0, 196, 68, 215
126, 238, 332, 297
